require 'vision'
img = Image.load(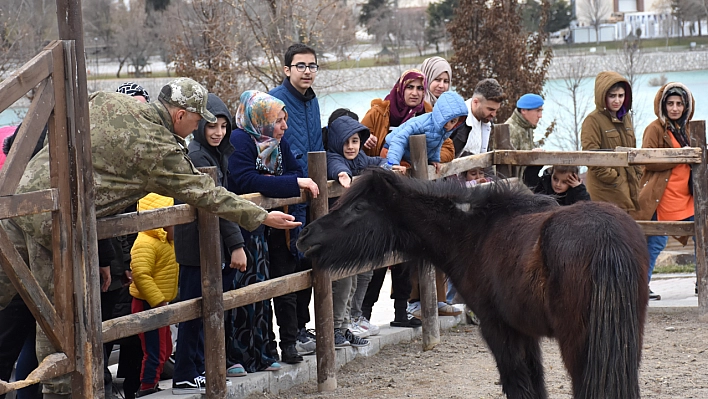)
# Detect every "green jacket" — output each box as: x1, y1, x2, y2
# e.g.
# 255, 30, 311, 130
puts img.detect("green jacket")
505, 109, 536, 151
13, 92, 268, 249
